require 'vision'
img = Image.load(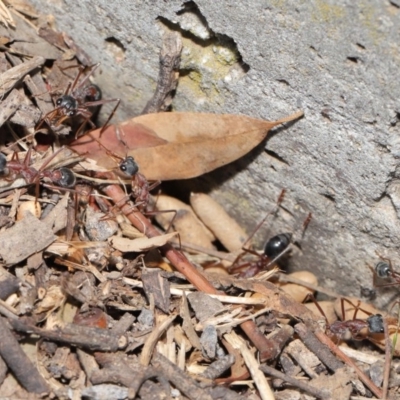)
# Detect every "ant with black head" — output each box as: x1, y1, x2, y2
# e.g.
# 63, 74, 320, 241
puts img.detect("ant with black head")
83, 130, 157, 214
228, 190, 312, 278
0, 147, 76, 190
36, 63, 120, 137
370, 255, 400, 288
306, 294, 384, 343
